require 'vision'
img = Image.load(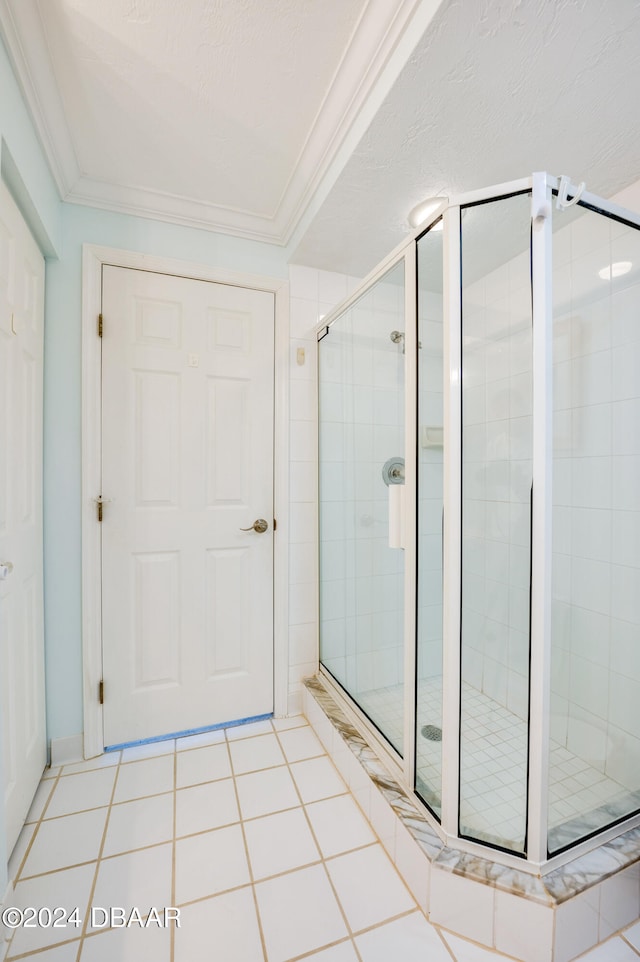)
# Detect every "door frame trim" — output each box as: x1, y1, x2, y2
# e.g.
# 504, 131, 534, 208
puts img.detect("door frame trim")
81, 244, 289, 759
